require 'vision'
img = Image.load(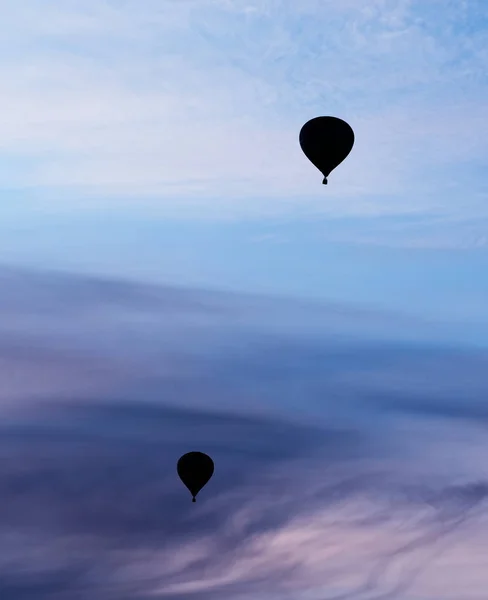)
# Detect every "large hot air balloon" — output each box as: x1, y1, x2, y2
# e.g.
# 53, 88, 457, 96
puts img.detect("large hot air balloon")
299, 116, 354, 184
177, 452, 214, 502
